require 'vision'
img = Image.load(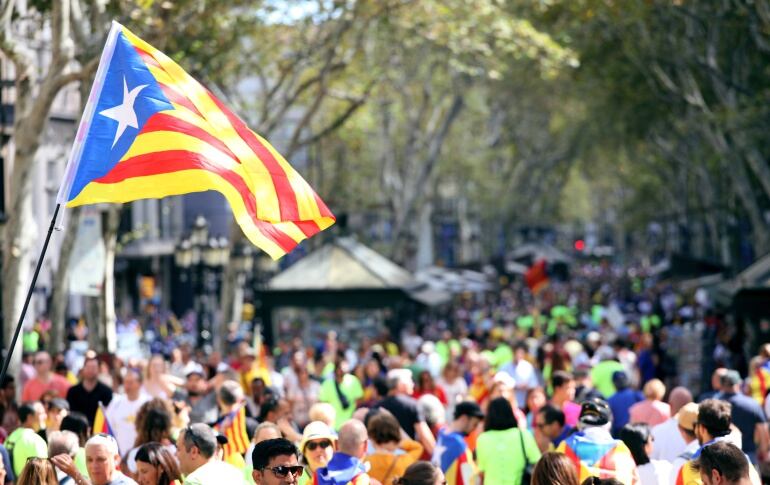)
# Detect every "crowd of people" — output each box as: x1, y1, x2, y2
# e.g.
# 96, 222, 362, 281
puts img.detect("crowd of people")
0, 263, 766, 485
